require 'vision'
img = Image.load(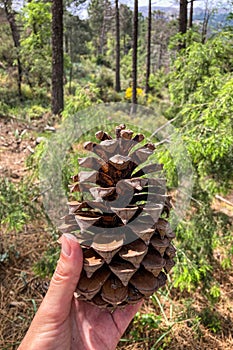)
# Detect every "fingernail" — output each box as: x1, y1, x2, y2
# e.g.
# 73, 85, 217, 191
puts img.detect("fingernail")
61, 235, 72, 257
61, 234, 77, 257
63, 233, 78, 242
